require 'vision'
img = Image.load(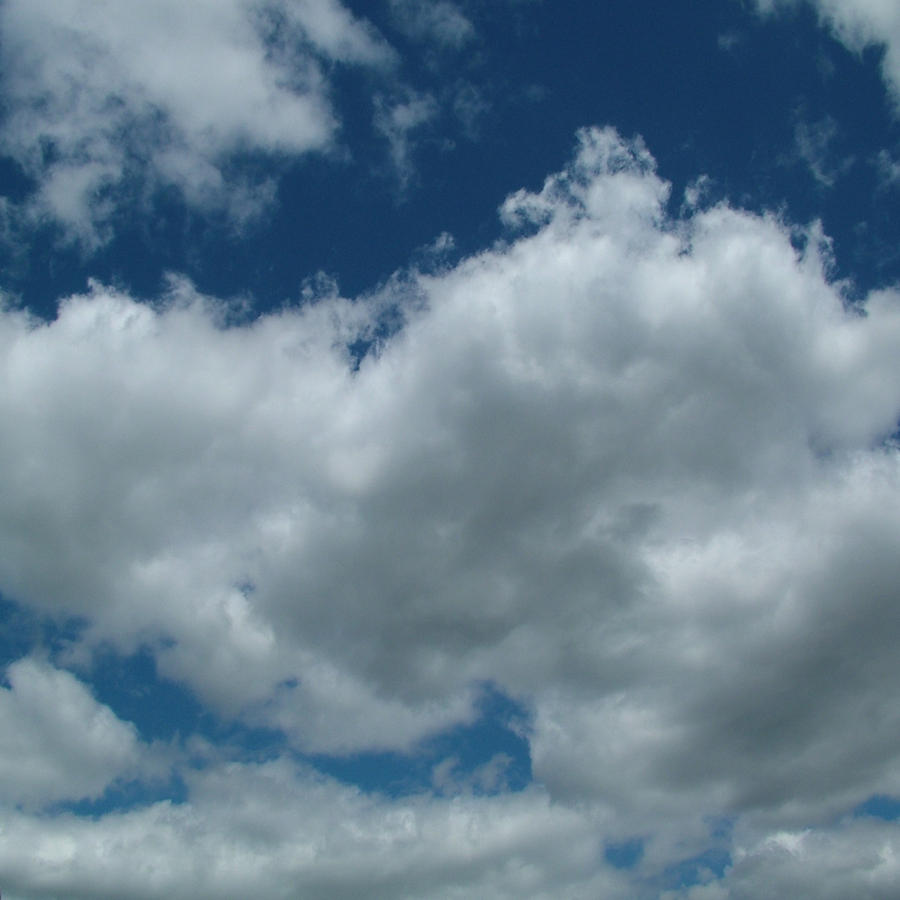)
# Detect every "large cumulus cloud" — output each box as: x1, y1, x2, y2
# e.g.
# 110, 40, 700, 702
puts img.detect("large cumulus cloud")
3, 127, 900, 895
